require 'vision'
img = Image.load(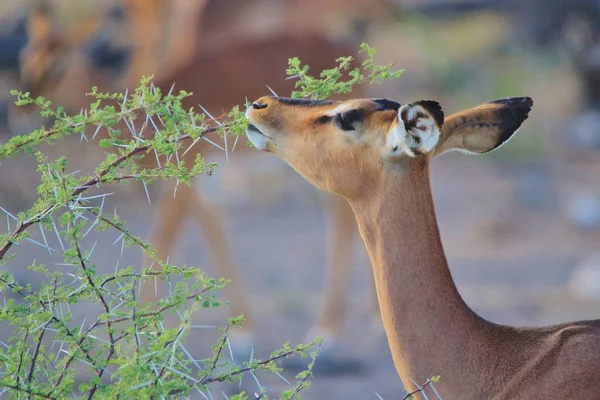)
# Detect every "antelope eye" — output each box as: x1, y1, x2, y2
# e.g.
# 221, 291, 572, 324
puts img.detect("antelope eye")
335, 109, 364, 131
